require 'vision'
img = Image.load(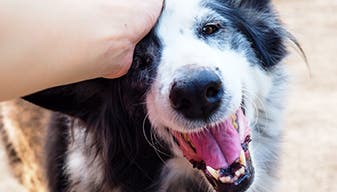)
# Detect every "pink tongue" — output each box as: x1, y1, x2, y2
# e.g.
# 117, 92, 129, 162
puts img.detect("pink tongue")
190, 121, 241, 169
174, 111, 247, 170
